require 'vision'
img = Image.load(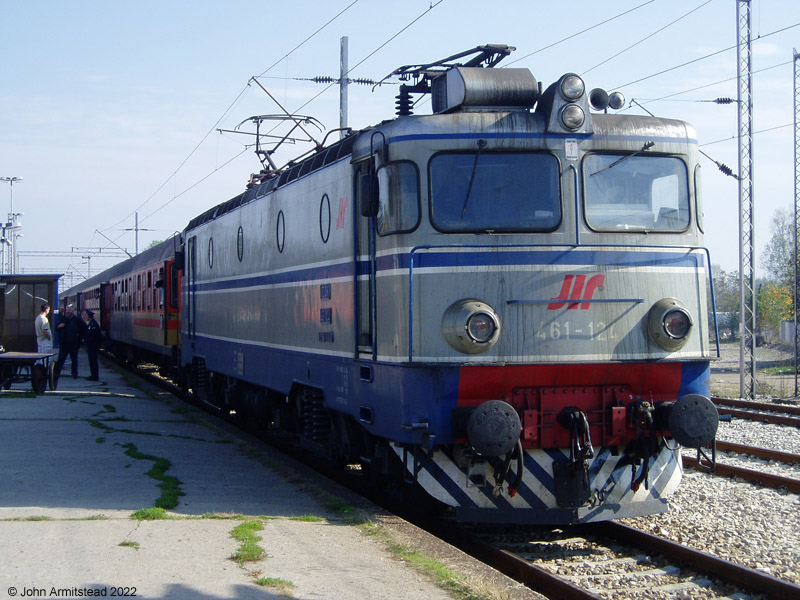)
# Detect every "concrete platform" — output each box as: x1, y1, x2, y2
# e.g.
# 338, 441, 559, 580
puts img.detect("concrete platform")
0, 351, 531, 600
